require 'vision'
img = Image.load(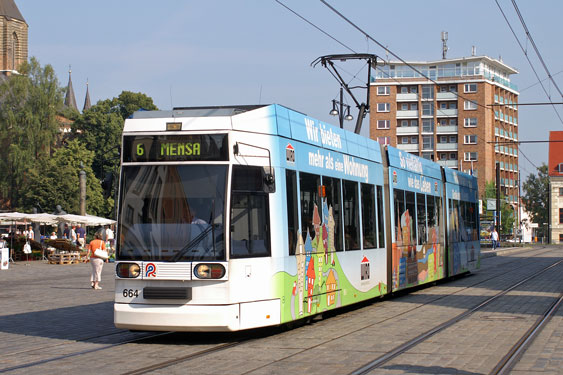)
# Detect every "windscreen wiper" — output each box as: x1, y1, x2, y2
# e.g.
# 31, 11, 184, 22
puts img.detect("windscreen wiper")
169, 225, 214, 262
